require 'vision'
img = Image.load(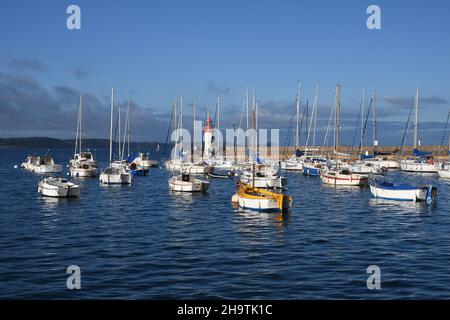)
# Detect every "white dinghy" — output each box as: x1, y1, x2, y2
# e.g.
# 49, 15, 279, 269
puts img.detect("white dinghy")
38, 177, 80, 198
168, 173, 209, 193
369, 180, 437, 203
